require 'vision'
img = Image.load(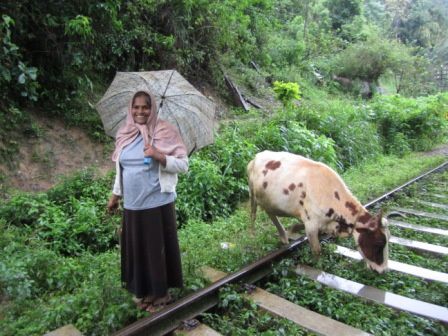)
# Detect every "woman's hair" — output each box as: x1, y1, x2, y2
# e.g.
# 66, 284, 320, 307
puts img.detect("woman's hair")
133, 91, 152, 108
